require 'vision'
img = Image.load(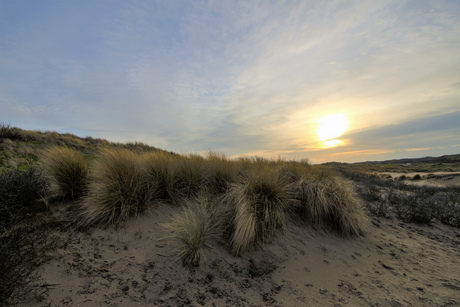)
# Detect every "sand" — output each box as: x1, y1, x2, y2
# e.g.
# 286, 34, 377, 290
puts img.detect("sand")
18, 200, 460, 307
